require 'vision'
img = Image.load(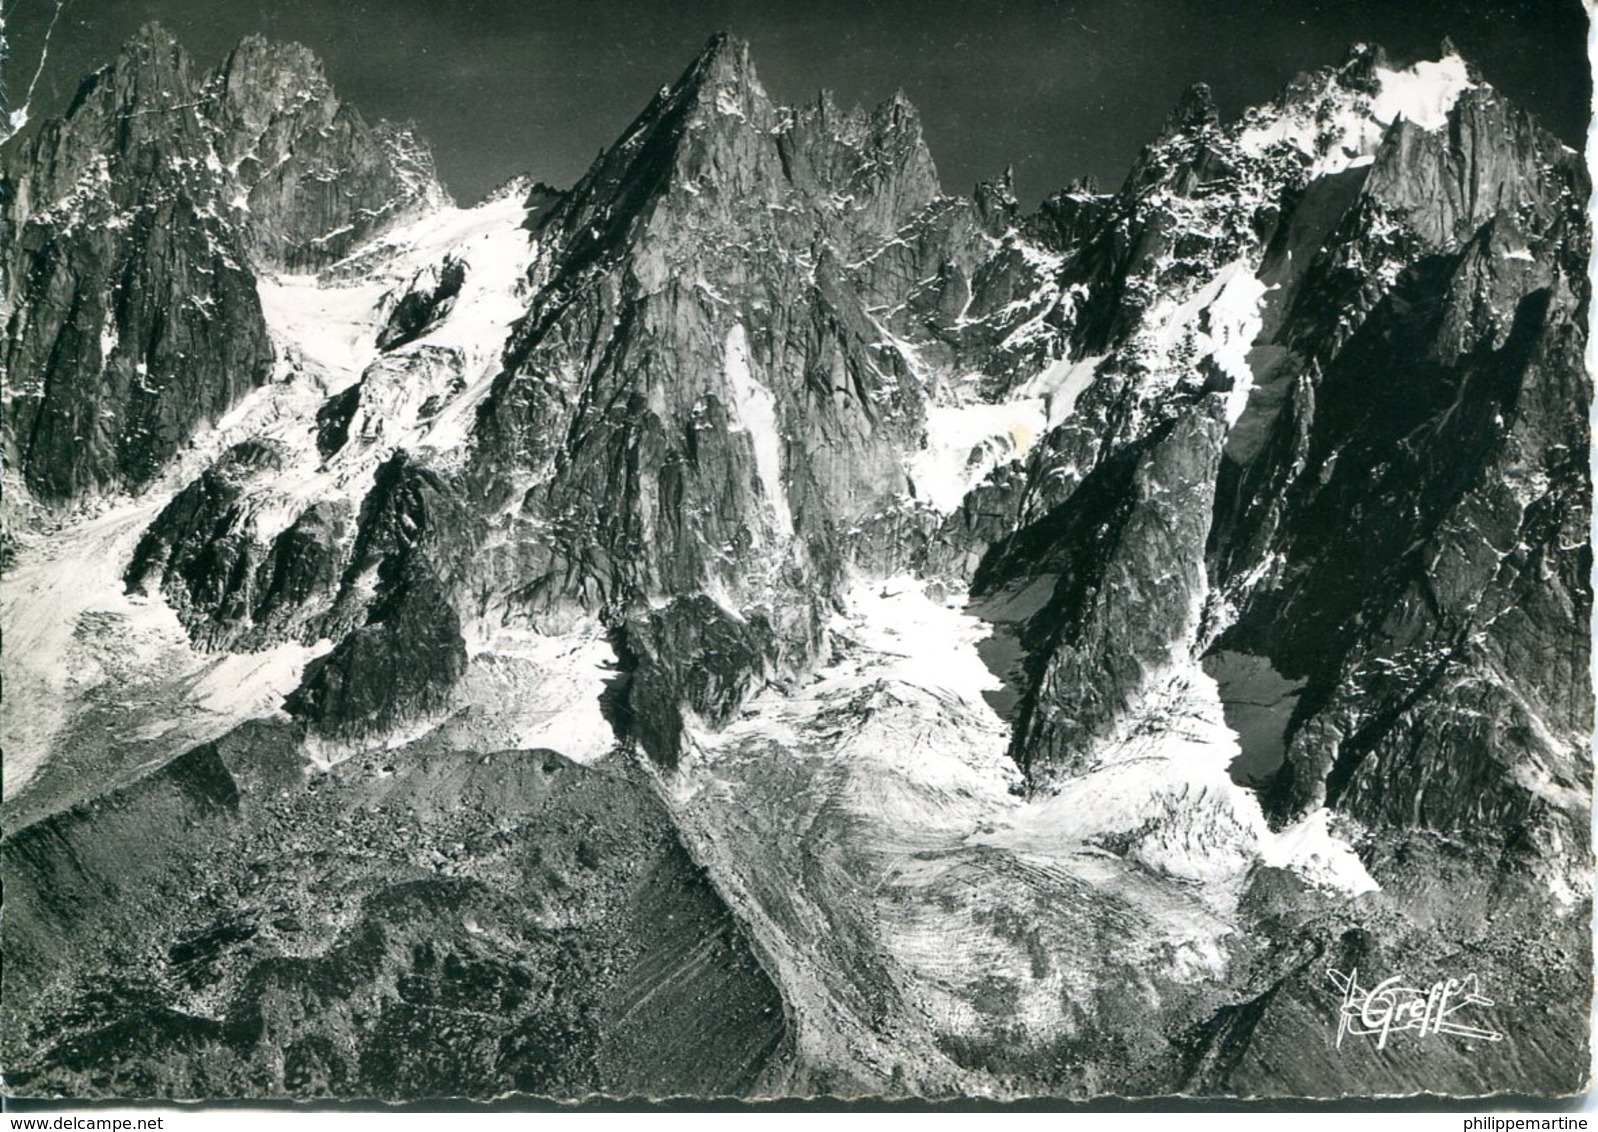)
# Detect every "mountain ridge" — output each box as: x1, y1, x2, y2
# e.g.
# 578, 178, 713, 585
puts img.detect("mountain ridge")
0, 26, 1588, 1102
